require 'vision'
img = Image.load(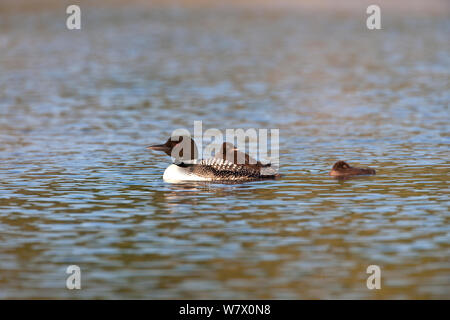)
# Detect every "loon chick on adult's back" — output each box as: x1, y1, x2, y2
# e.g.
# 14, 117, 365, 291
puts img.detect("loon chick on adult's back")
147, 136, 278, 183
